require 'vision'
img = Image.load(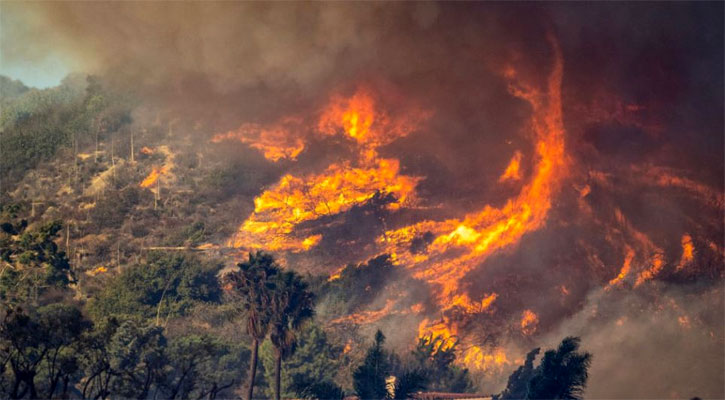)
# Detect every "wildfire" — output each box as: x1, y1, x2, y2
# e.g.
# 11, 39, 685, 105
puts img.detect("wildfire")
329, 297, 423, 326
86, 265, 108, 276
451, 293, 498, 314
139, 145, 174, 188
499, 151, 523, 182
226, 88, 427, 252
417, 317, 511, 372
462, 346, 510, 373
380, 35, 566, 313
520, 309, 539, 335
635, 253, 665, 287
140, 165, 170, 188
214, 30, 721, 376
211, 118, 305, 162
676, 234, 695, 271
224, 35, 567, 371
608, 246, 635, 287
